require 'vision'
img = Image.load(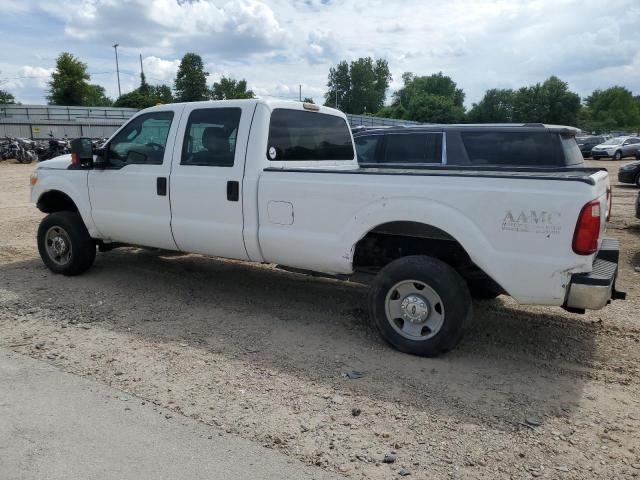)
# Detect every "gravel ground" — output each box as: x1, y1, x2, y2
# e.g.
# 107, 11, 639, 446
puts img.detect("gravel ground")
0, 159, 639, 479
